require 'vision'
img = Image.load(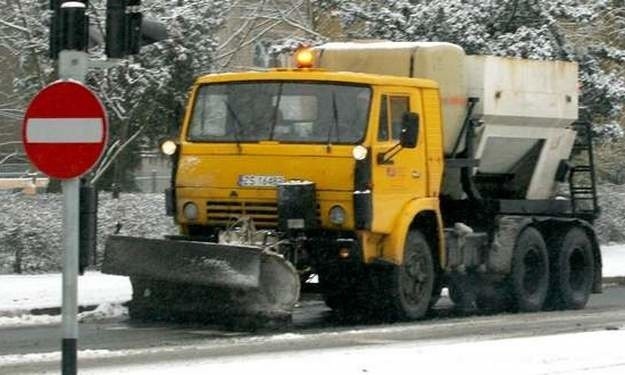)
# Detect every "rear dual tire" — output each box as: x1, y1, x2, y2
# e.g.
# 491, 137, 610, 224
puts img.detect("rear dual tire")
546, 227, 594, 310
509, 227, 550, 312
481, 226, 594, 313
472, 228, 550, 313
